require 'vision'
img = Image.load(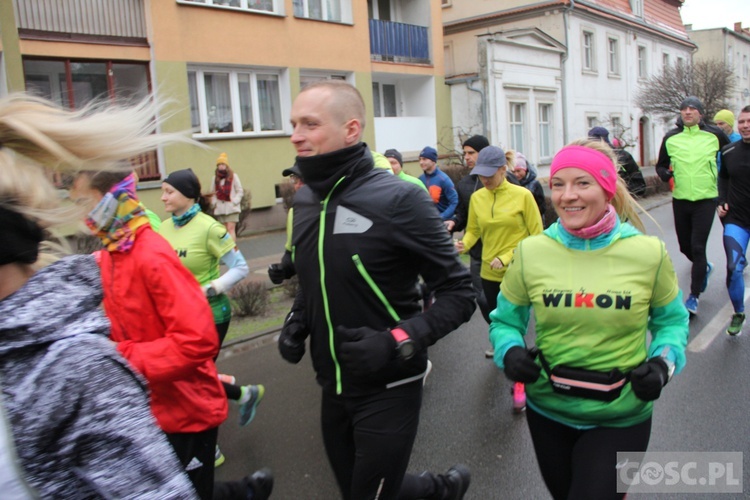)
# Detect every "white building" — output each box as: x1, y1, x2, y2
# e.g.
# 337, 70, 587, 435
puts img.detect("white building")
443, 0, 695, 168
